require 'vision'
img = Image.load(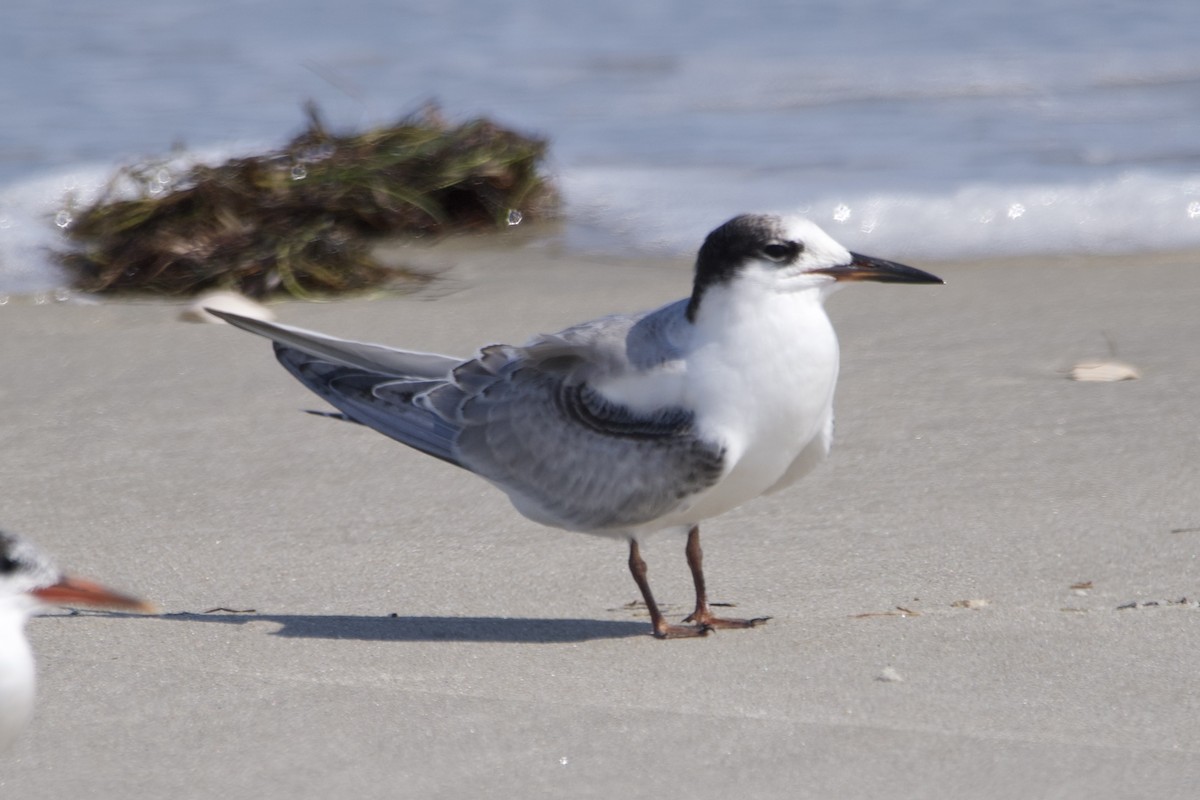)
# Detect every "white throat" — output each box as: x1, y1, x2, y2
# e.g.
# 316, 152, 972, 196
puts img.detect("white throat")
688, 273, 839, 445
